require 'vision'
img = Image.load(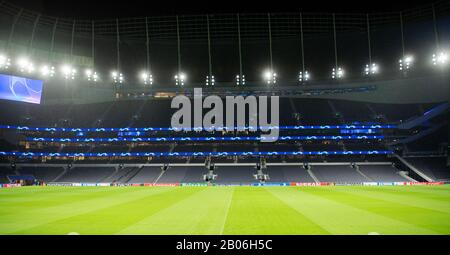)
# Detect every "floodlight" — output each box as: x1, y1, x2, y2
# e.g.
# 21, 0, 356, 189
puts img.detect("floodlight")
86, 69, 99, 82
432, 51, 448, 66
235, 74, 245, 86
174, 72, 186, 86
140, 71, 153, 85
206, 75, 215, 86
17, 57, 28, 69
263, 70, 277, 84
0, 55, 11, 69
298, 70, 310, 83
399, 55, 414, 70
364, 63, 379, 75
40, 65, 55, 77
17, 57, 34, 73
112, 71, 124, 83
92, 72, 99, 82
332, 67, 344, 79
61, 65, 77, 80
